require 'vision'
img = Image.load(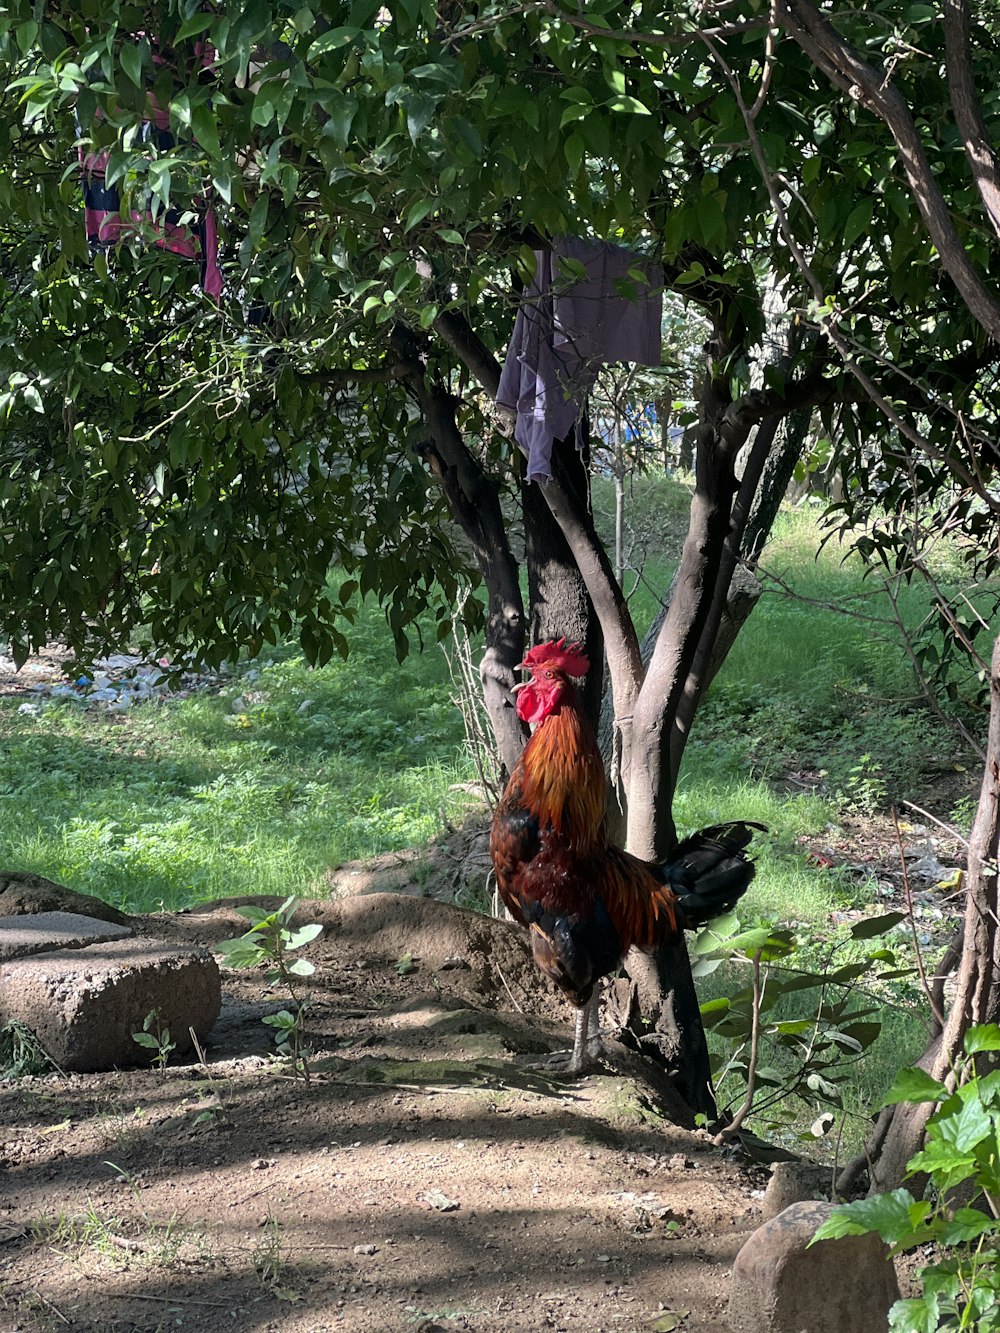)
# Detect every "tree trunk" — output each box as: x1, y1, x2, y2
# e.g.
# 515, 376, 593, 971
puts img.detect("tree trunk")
522, 430, 604, 727
862, 632, 1000, 1192
408, 369, 527, 776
